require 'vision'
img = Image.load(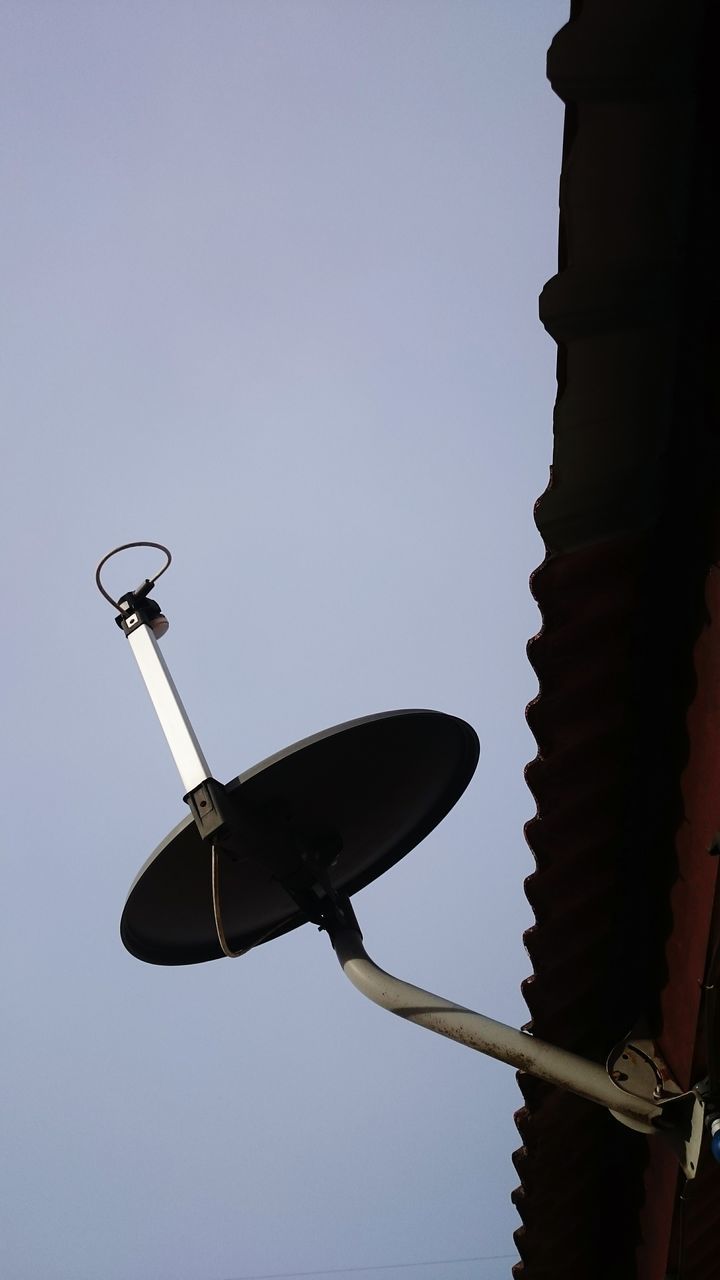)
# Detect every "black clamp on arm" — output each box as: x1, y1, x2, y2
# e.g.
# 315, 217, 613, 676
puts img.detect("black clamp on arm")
185, 778, 237, 842
116, 584, 169, 638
